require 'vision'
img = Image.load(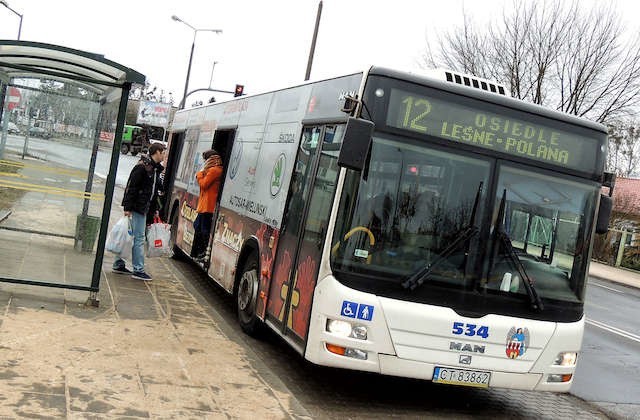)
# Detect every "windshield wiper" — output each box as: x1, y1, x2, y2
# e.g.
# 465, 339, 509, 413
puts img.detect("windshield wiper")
402, 182, 483, 291
488, 189, 544, 312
